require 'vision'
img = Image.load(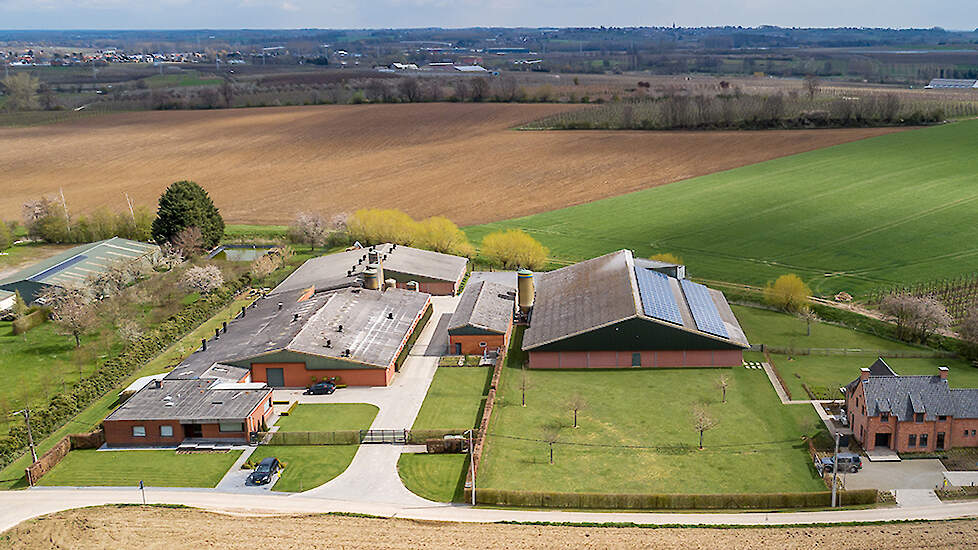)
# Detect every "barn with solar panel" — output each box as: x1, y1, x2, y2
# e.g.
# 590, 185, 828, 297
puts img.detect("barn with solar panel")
0, 237, 160, 306
520, 250, 748, 369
